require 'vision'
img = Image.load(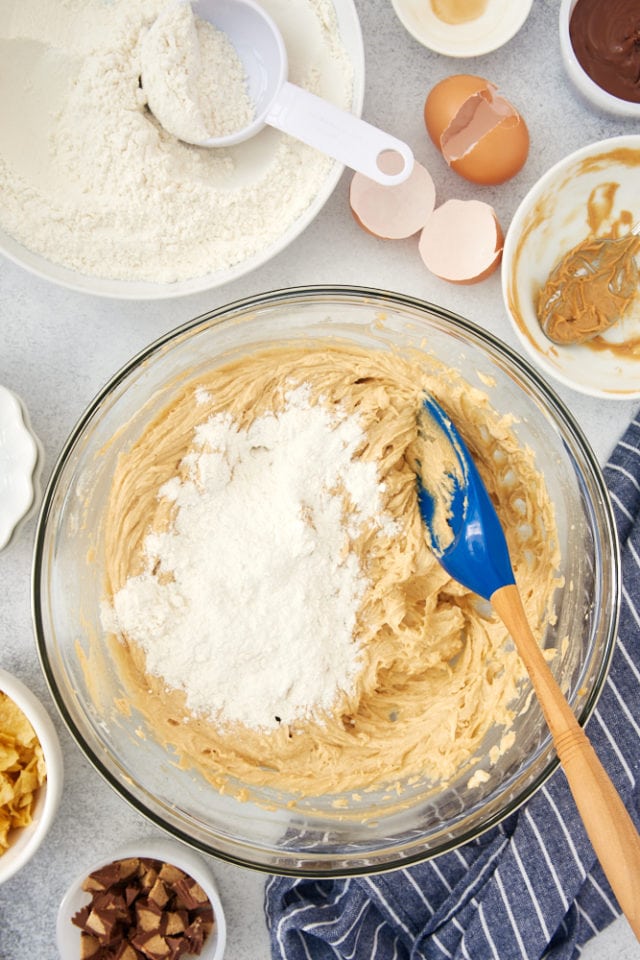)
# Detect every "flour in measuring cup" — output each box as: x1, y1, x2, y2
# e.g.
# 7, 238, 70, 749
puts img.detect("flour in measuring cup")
140, 2, 255, 144
105, 386, 396, 731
